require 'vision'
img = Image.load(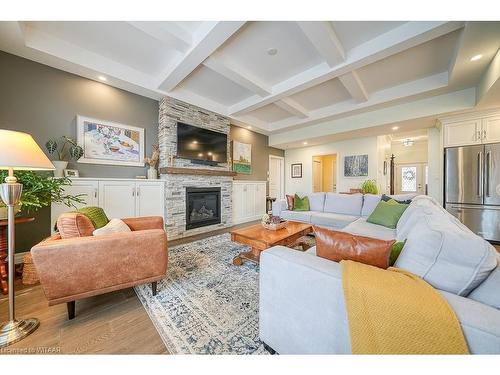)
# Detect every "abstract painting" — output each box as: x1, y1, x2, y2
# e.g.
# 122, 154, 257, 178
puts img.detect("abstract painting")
232, 141, 252, 174
344, 154, 368, 177
77, 115, 144, 167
